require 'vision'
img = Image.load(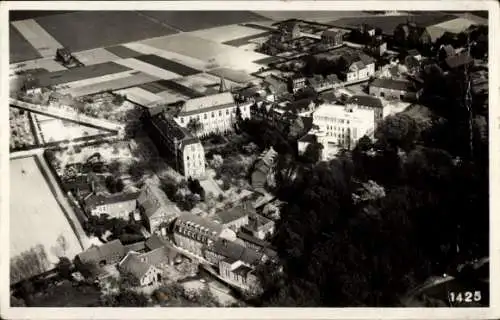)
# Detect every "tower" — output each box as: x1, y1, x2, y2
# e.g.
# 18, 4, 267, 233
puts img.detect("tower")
219, 77, 228, 93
